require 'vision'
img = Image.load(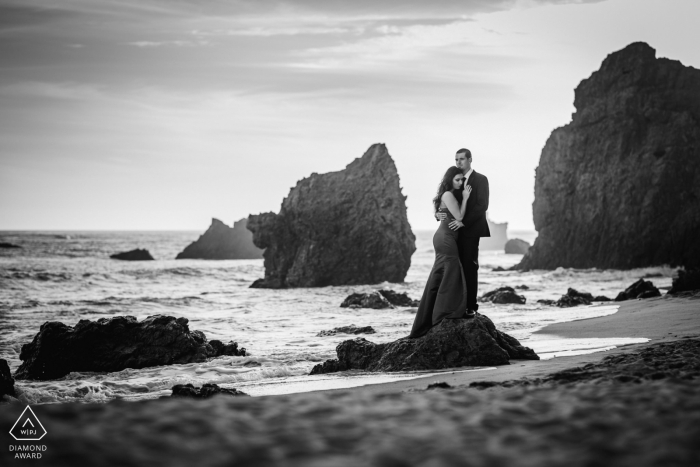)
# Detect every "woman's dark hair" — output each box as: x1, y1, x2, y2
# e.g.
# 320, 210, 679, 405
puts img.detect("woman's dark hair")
433, 166, 463, 213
